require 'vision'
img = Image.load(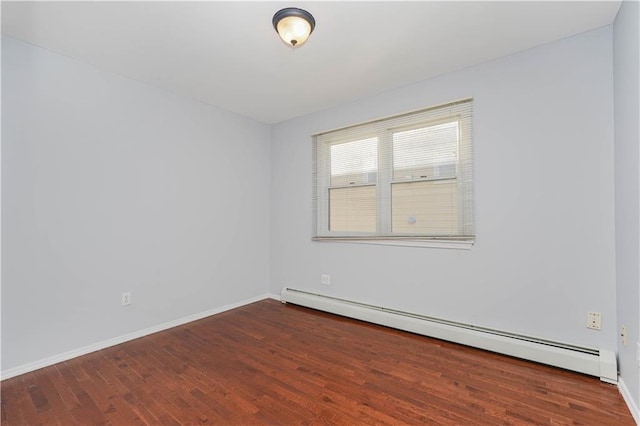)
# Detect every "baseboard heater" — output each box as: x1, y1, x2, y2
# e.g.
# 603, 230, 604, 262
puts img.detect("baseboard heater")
280, 288, 617, 384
